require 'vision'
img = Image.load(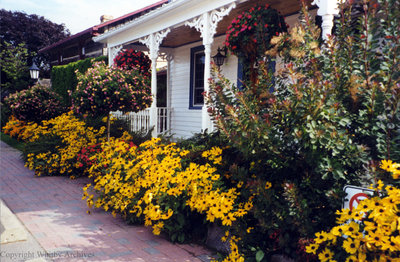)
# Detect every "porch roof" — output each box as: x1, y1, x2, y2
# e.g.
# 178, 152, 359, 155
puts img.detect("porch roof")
94, 0, 306, 49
